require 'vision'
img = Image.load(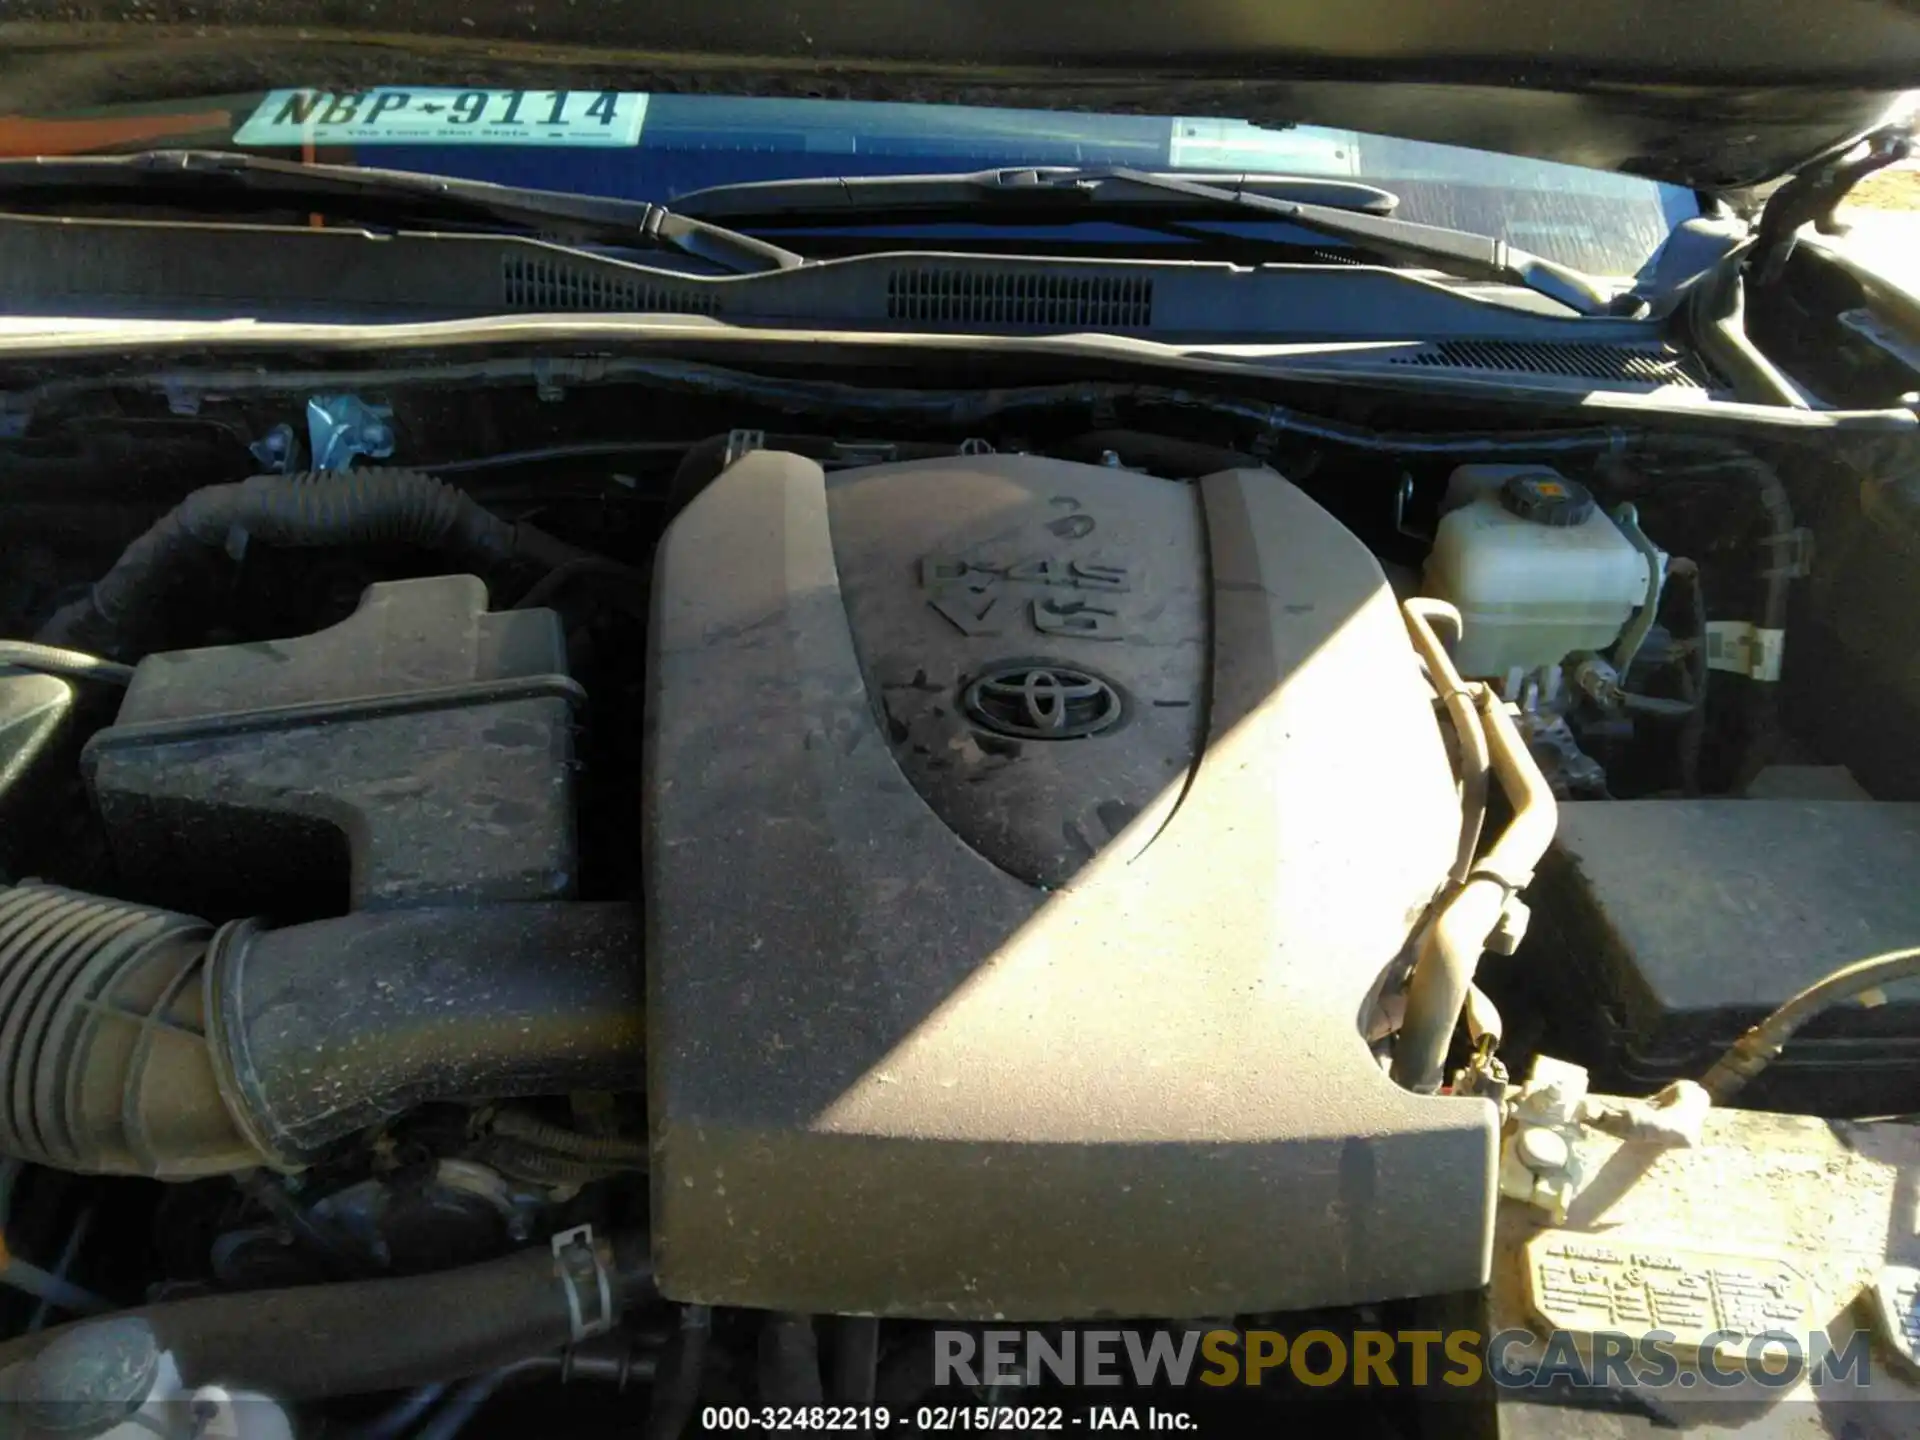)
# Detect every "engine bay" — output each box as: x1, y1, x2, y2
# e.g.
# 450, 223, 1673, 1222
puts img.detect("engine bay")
0, 351, 1917, 1436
